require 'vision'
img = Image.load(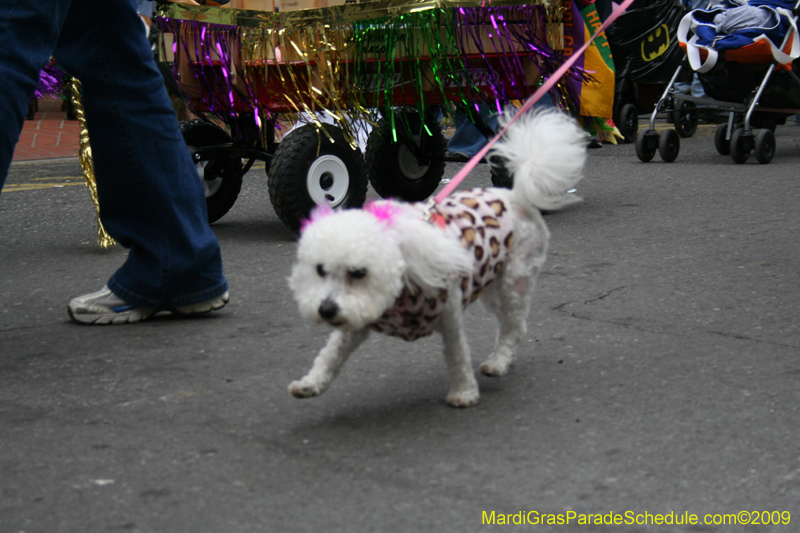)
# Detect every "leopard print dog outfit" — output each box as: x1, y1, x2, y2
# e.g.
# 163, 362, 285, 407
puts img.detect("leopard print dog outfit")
368, 188, 514, 341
